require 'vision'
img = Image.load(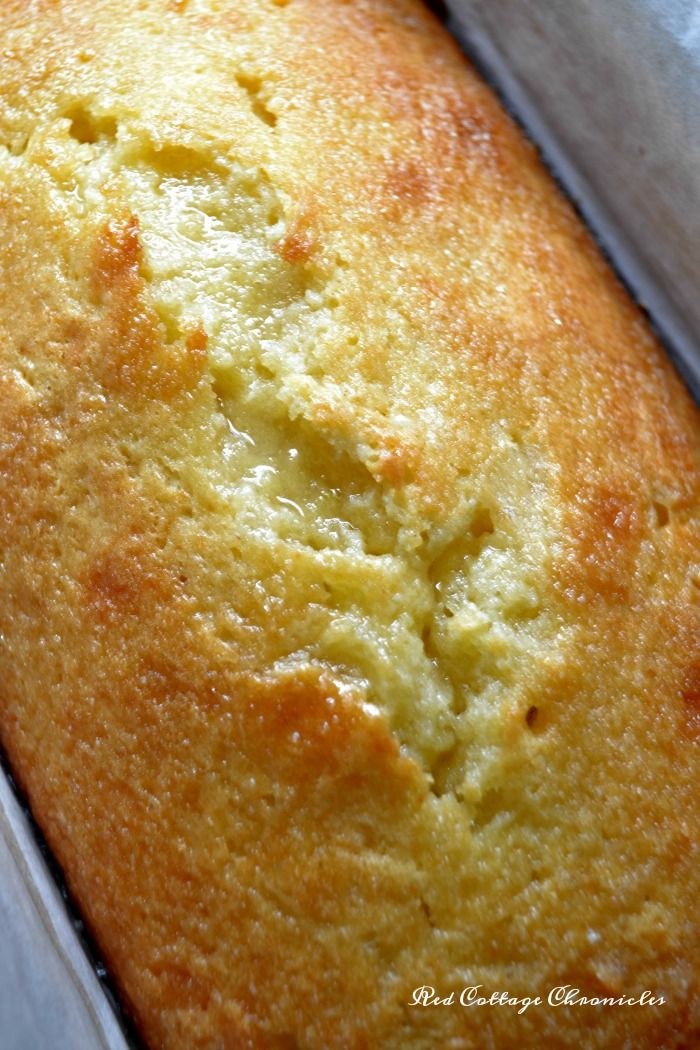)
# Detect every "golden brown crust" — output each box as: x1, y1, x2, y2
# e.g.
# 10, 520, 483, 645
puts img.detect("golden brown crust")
1, 1, 700, 1047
